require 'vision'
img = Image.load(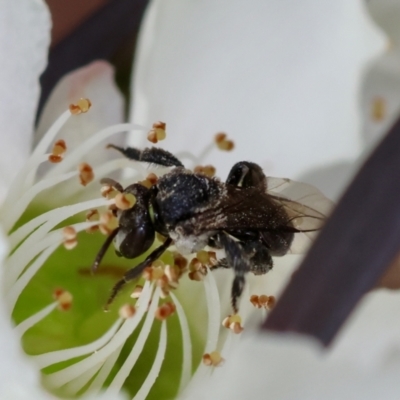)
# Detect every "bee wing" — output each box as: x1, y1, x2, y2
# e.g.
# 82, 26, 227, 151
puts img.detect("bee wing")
266, 176, 334, 254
